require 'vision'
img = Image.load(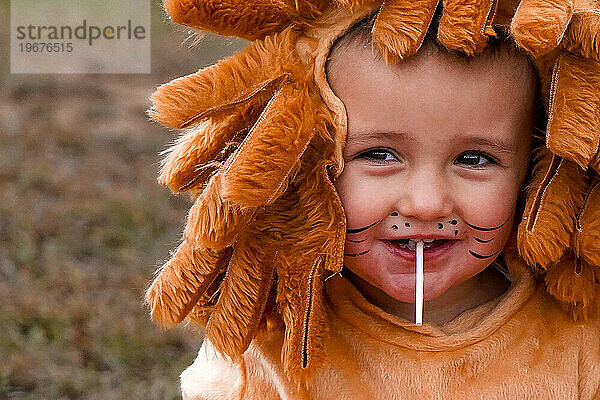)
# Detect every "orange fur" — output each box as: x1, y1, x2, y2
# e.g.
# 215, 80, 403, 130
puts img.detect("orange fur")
276, 252, 328, 382
545, 251, 600, 320
164, 0, 327, 40
186, 305, 213, 326
148, 29, 300, 129
510, 0, 574, 57
220, 83, 318, 207
438, 0, 499, 55
530, 49, 561, 109
184, 174, 253, 250
574, 179, 600, 266
563, 8, 600, 61
591, 151, 600, 174
147, 0, 600, 383
371, 0, 440, 63
283, 185, 342, 375
546, 54, 600, 169
164, 0, 286, 40
158, 111, 256, 193
205, 233, 276, 359
185, 269, 227, 327
334, 0, 381, 7
494, 0, 522, 25
145, 240, 224, 327
518, 148, 587, 268
251, 157, 346, 274
252, 154, 346, 377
